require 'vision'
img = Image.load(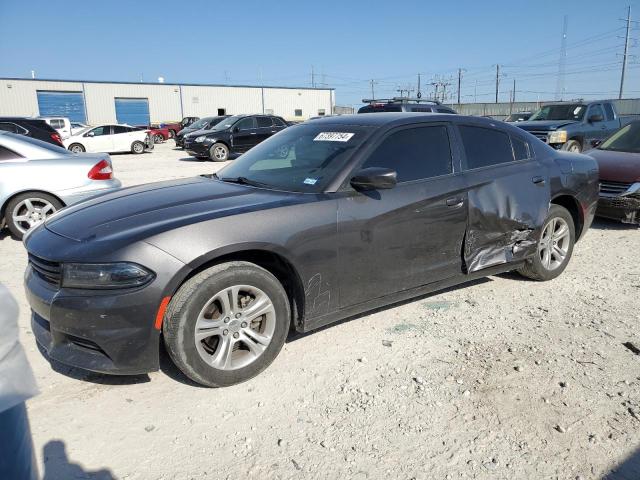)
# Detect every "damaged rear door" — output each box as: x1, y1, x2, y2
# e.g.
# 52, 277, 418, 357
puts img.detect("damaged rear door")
456, 124, 550, 272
